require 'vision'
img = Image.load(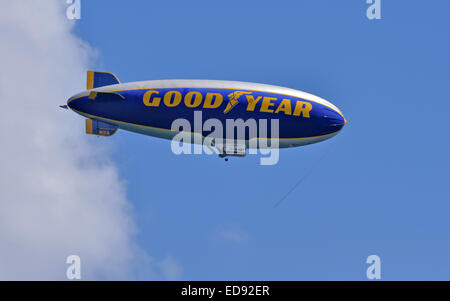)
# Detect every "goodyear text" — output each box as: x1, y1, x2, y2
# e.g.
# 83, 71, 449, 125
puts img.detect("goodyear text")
142, 89, 312, 118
